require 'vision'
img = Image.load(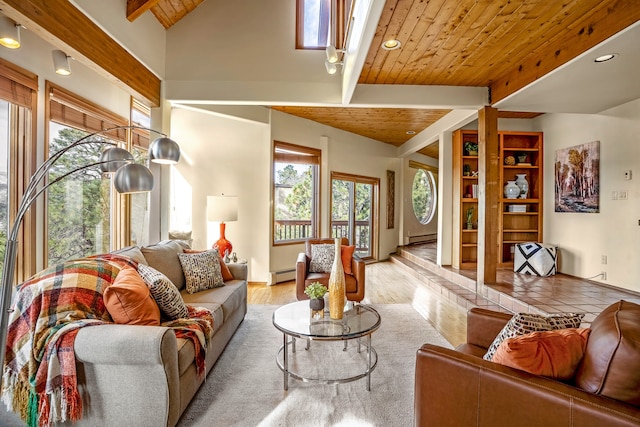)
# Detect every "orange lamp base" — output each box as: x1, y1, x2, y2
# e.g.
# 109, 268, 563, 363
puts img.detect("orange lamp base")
213, 222, 233, 257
